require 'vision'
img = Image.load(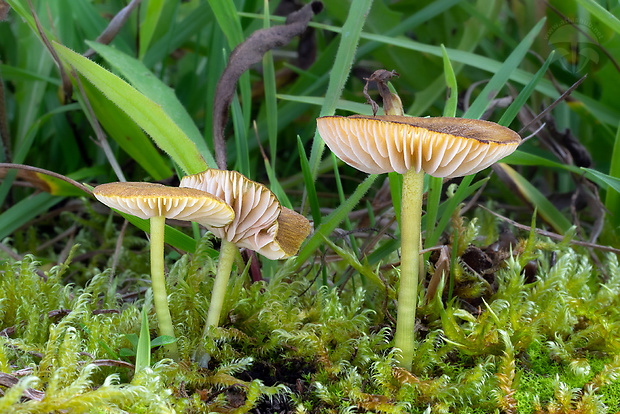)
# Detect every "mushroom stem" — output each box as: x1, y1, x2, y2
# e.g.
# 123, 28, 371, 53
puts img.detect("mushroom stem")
204, 239, 238, 332
394, 168, 424, 371
149, 215, 179, 360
